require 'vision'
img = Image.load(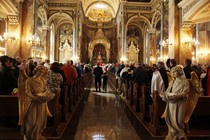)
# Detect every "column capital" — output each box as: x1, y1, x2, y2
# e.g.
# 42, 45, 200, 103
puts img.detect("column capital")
42, 25, 50, 30
148, 28, 156, 34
